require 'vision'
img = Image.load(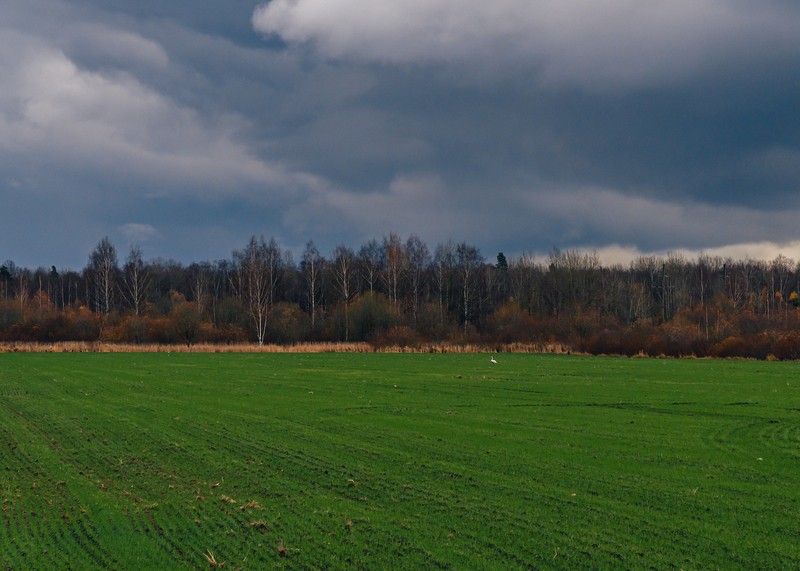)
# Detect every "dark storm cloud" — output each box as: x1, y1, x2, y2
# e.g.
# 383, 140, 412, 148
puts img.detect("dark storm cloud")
0, 0, 325, 267
253, 0, 800, 256
2, 0, 799, 269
